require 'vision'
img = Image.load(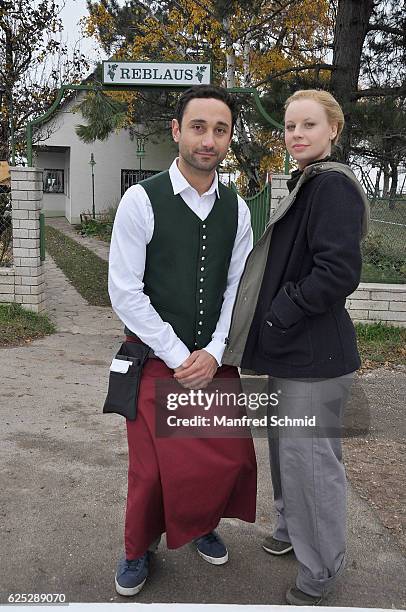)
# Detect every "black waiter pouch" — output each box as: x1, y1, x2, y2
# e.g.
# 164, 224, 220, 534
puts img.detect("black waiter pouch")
103, 341, 151, 420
